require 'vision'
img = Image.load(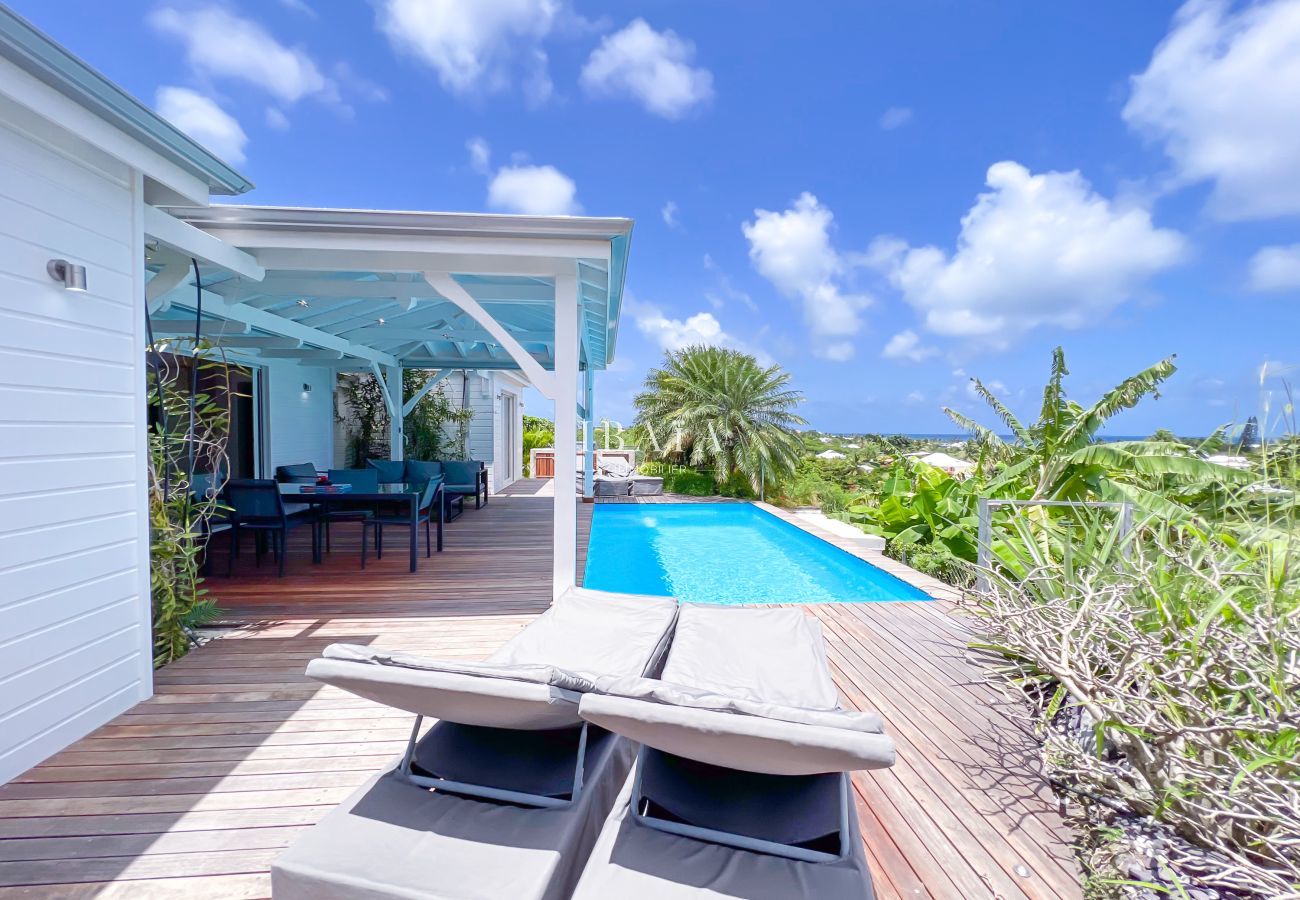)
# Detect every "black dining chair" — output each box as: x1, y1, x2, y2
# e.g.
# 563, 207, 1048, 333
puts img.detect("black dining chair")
275, 463, 319, 484
225, 479, 320, 577
360, 476, 443, 569
322, 468, 380, 552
